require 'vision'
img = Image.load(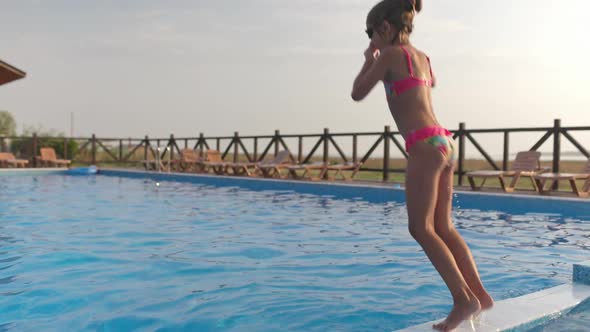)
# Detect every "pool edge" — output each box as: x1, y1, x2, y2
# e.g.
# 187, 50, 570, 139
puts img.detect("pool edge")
395, 261, 590, 332
98, 168, 590, 203
0, 168, 68, 175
